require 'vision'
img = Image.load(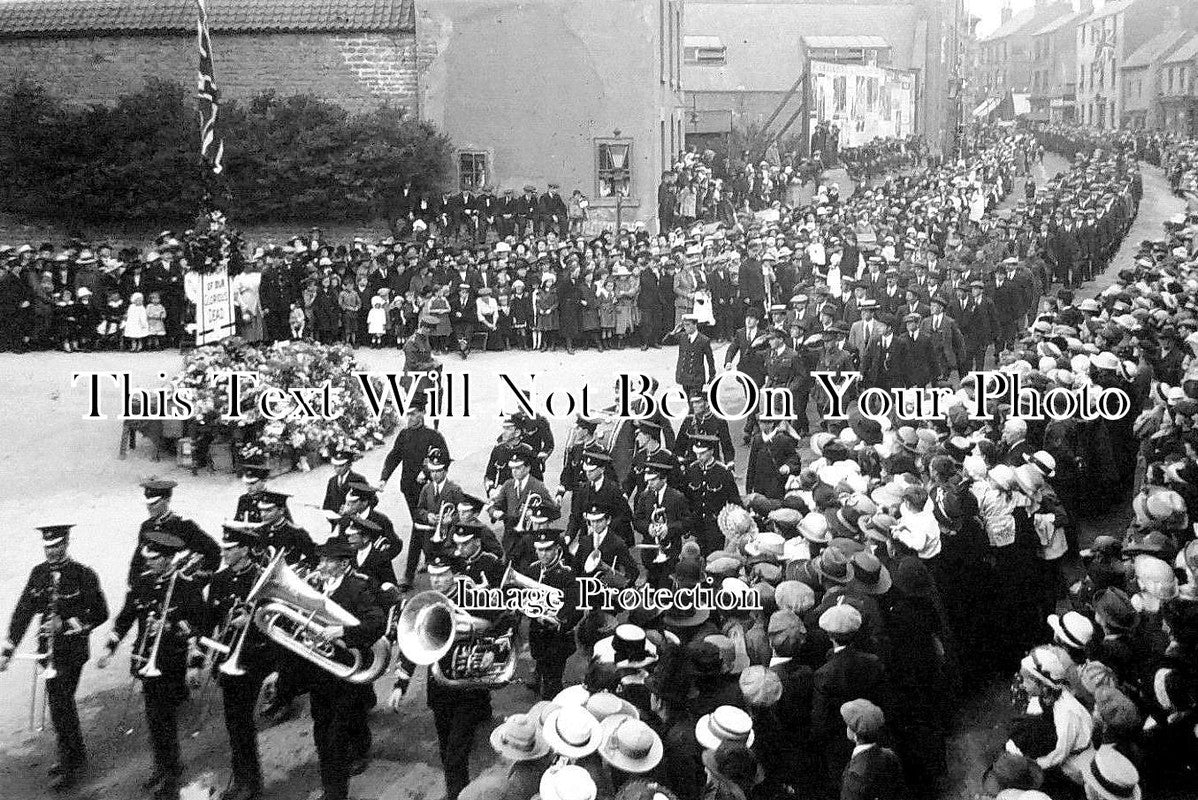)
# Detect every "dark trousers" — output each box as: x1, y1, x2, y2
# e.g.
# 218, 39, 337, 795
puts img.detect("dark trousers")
430, 686, 491, 800
639, 311, 661, 347
47, 661, 86, 767
528, 627, 574, 700
310, 680, 368, 800
270, 650, 308, 707
965, 345, 988, 373
143, 673, 187, 776
403, 523, 426, 585
219, 667, 269, 789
